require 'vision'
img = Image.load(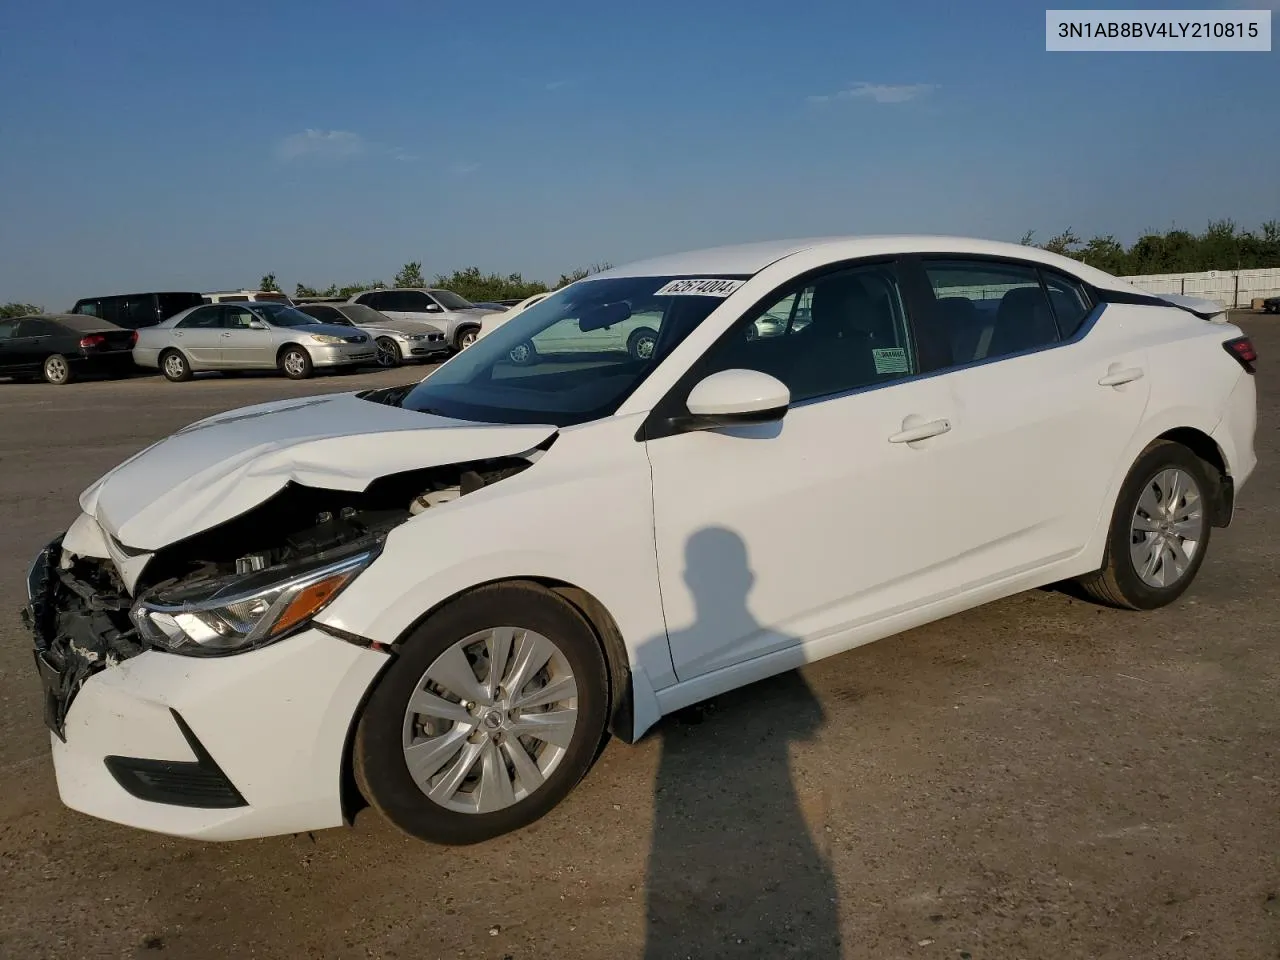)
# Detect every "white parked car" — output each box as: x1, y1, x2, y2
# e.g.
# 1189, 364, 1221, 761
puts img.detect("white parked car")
24, 235, 1257, 846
